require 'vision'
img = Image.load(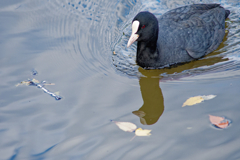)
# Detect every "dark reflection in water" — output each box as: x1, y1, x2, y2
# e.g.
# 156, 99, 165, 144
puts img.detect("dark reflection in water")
133, 68, 164, 125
